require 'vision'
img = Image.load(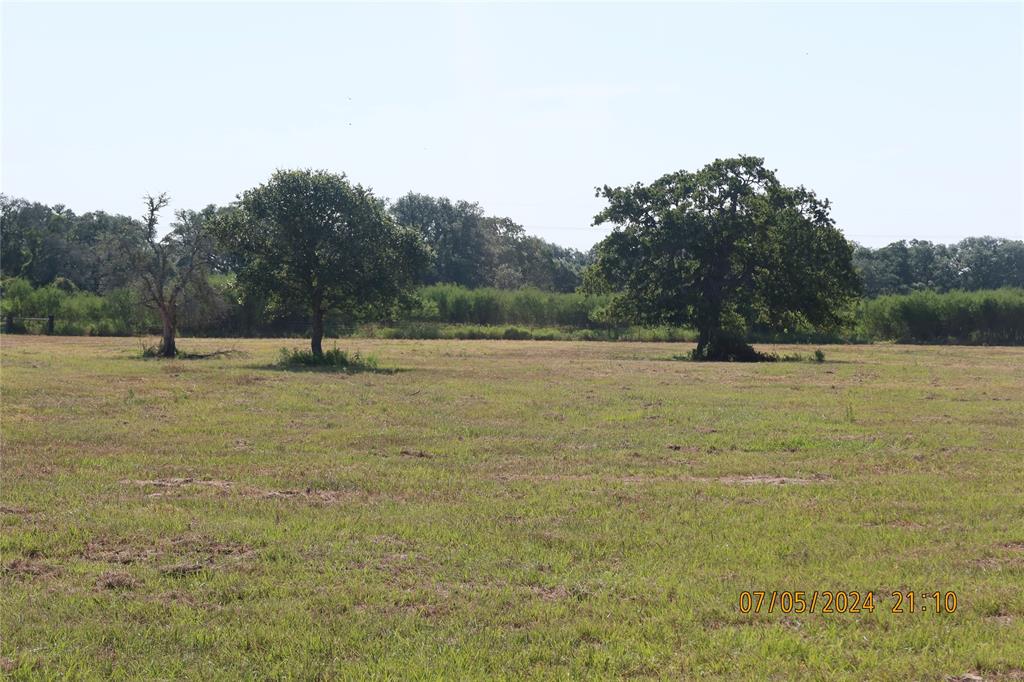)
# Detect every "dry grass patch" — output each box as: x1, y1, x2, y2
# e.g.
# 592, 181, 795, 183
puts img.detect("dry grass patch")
2, 559, 59, 579
95, 571, 138, 590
